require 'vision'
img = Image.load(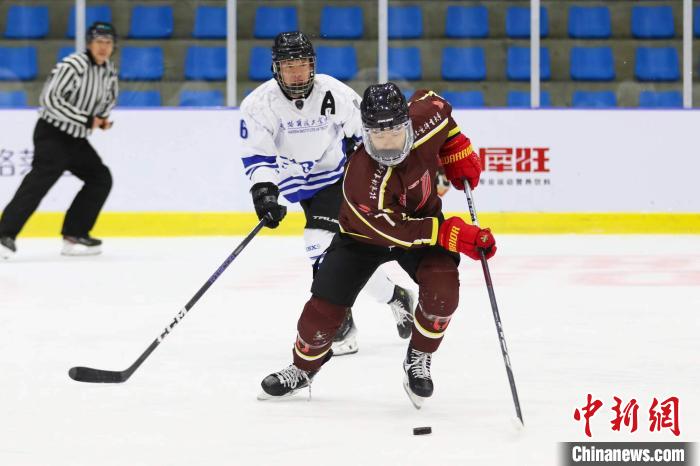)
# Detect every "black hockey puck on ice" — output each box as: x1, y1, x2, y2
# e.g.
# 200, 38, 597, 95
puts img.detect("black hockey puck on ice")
413, 426, 432, 435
